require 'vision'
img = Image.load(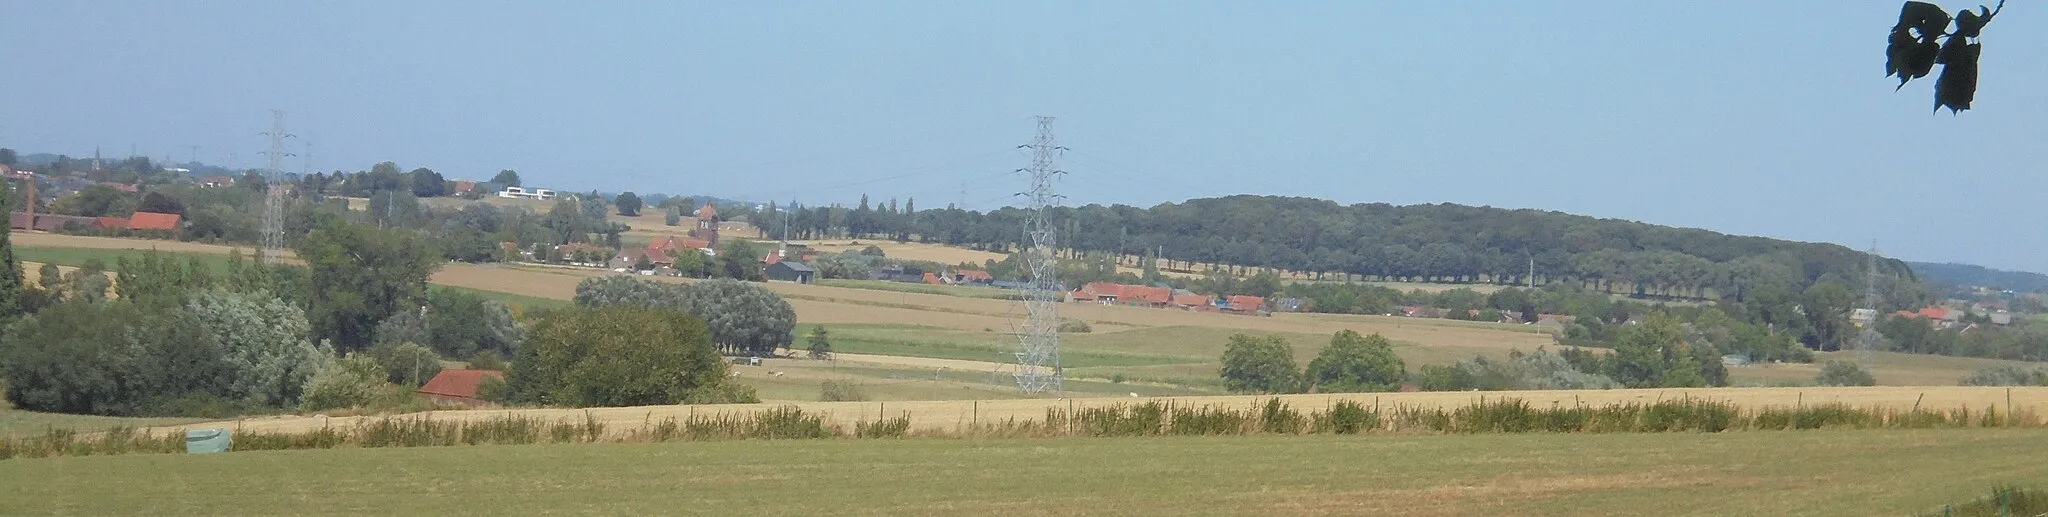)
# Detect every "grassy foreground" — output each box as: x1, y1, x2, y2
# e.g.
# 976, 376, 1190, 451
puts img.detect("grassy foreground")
1, 429, 2043, 515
